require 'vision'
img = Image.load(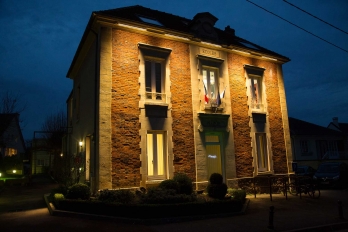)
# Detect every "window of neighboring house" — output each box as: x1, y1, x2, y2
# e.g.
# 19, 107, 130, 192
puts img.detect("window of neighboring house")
300, 140, 309, 155
202, 67, 218, 103
249, 74, 263, 110
76, 86, 80, 120
5, 148, 17, 156
37, 160, 44, 166
255, 133, 270, 172
316, 140, 340, 159
147, 131, 167, 180
69, 97, 73, 125
145, 59, 164, 101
